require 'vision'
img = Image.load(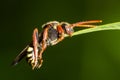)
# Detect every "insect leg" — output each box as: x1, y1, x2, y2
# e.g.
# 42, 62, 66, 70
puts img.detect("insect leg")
71, 20, 102, 28
32, 28, 39, 69
37, 27, 49, 68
